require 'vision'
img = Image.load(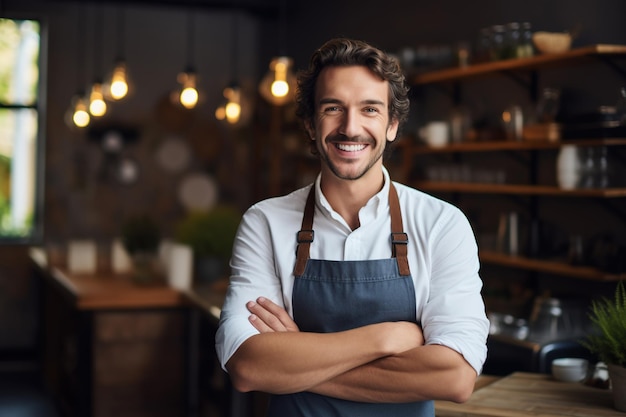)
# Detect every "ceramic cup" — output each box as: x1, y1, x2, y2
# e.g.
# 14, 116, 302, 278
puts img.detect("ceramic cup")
551, 358, 589, 382
419, 121, 449, 148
